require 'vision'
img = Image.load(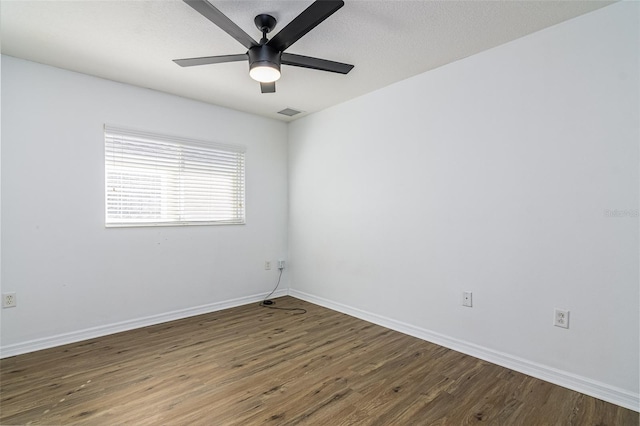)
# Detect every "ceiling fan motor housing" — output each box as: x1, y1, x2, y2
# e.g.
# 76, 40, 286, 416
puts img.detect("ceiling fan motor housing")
248, 44, 282, 74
